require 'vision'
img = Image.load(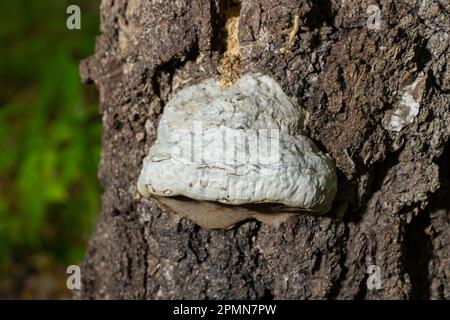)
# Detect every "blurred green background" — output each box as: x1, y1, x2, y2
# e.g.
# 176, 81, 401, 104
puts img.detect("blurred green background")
0, 1, 101, 298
